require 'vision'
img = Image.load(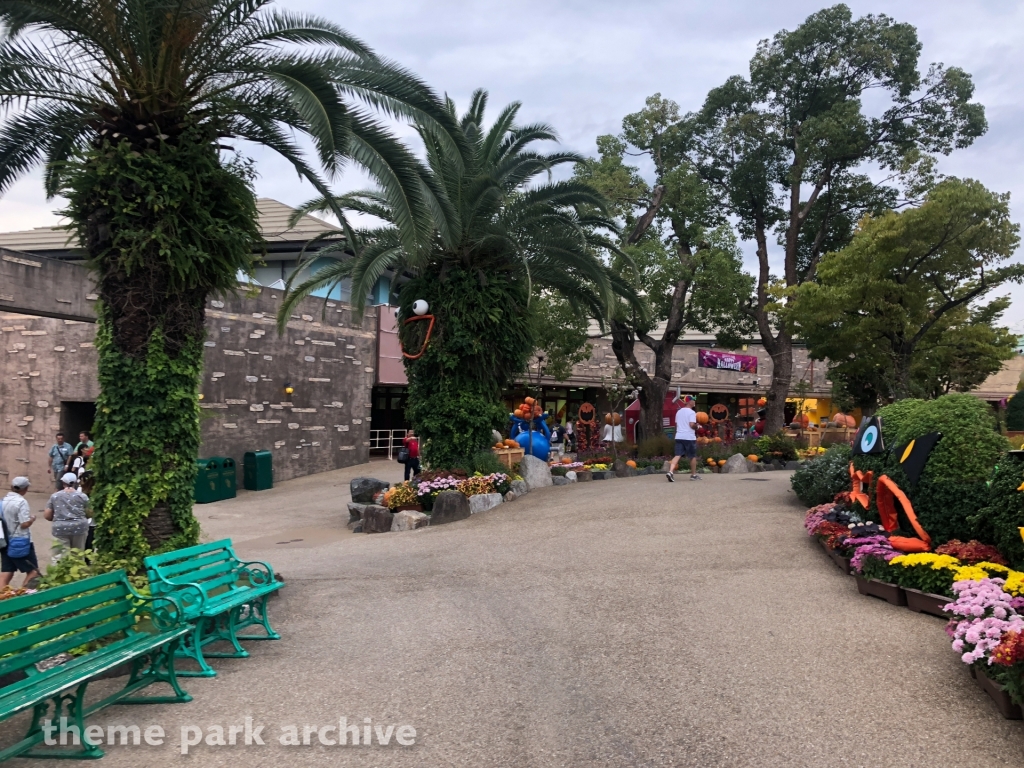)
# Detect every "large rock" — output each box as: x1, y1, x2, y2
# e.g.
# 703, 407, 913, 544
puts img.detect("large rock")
430, 491, 471, 526
469, 493, 503, 514
391, 510, 429, 531
551, 476, 570, 486
576, 471, 592, 482
511, 480, 529, 498
520, 455, 553, 490
614, 460, 638, 478
361, 504, 394, 533
564, 471, 577, 483
347, 502, 367, 523
503, 491, 516, 502
721, 454, 749, 474
785, 461, 803, 471
350, 477, 390, 503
